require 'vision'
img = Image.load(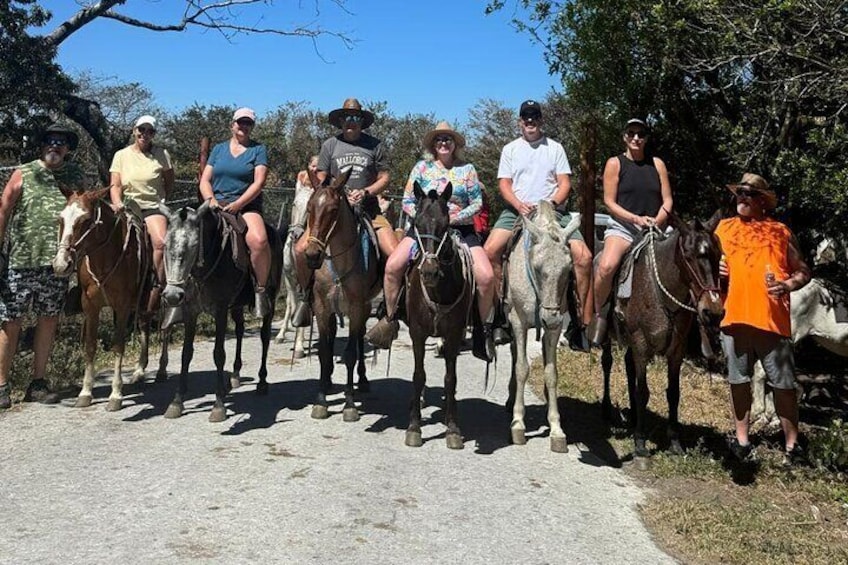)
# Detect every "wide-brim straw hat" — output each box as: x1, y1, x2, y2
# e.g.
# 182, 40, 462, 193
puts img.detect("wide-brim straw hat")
727, 172, 778, 210
422, 121, 466, 151
39, 123, 79, 150
328, 98, 375, 129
